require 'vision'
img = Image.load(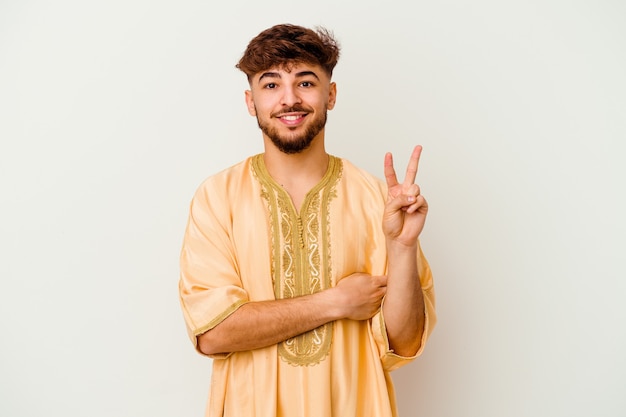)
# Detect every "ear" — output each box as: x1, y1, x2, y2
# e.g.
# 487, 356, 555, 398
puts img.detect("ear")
327, 82, 337, 110
244, 90, 256, 116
